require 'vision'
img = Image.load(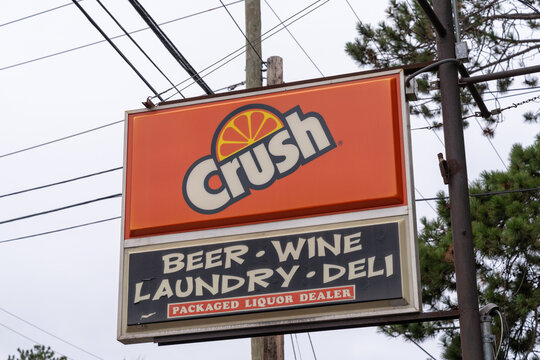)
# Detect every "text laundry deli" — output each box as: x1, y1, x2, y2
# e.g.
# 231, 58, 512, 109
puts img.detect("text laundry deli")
127, 223, 402, 324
